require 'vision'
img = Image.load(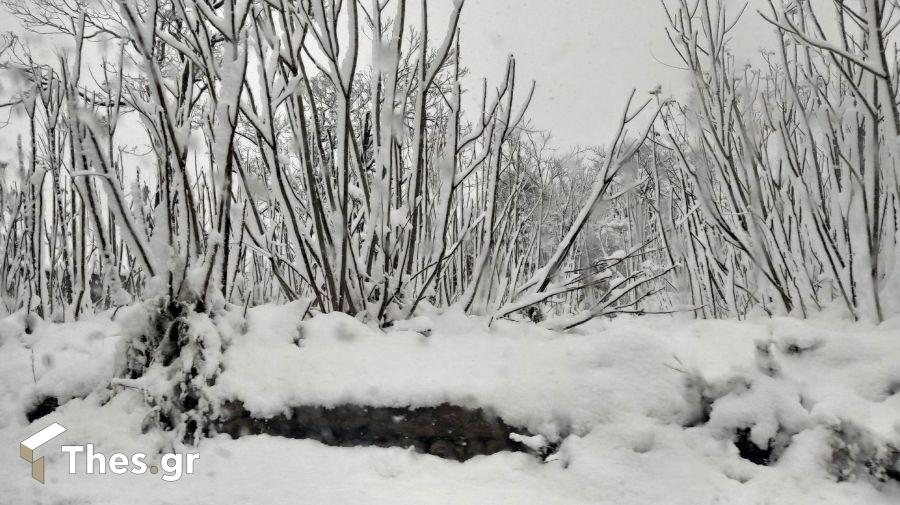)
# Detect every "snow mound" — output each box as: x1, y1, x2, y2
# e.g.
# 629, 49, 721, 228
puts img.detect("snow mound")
213, 306, 693, 438
0, 305, 897, 504
0, 312, 121, 428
